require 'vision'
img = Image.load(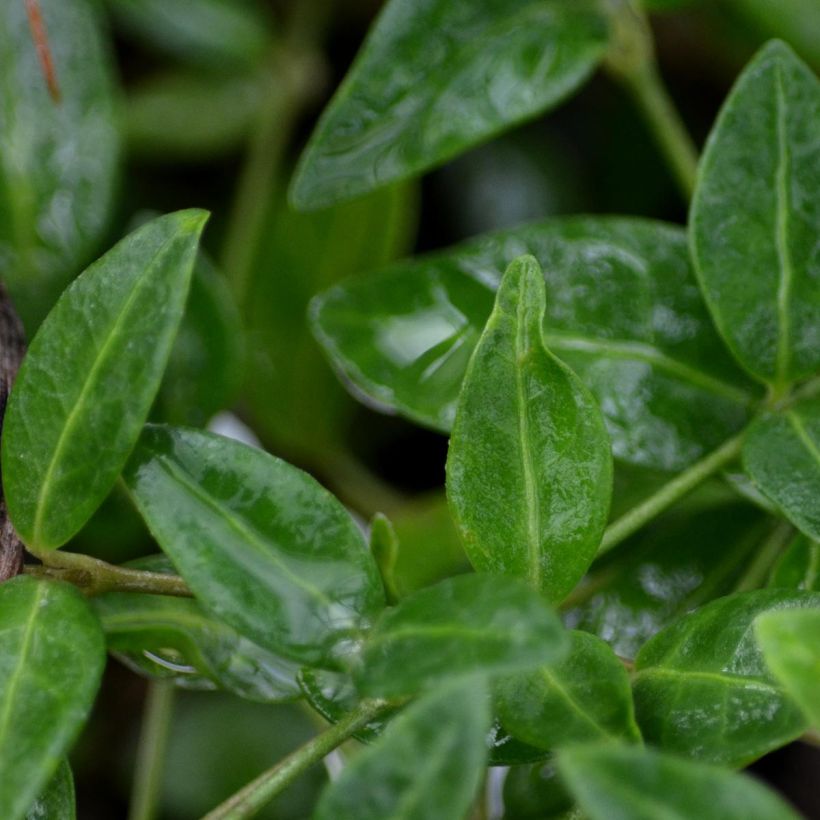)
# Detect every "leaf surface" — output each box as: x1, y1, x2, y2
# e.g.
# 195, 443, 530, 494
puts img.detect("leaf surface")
25, 759, 75, 820
768, 531, 820, 591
